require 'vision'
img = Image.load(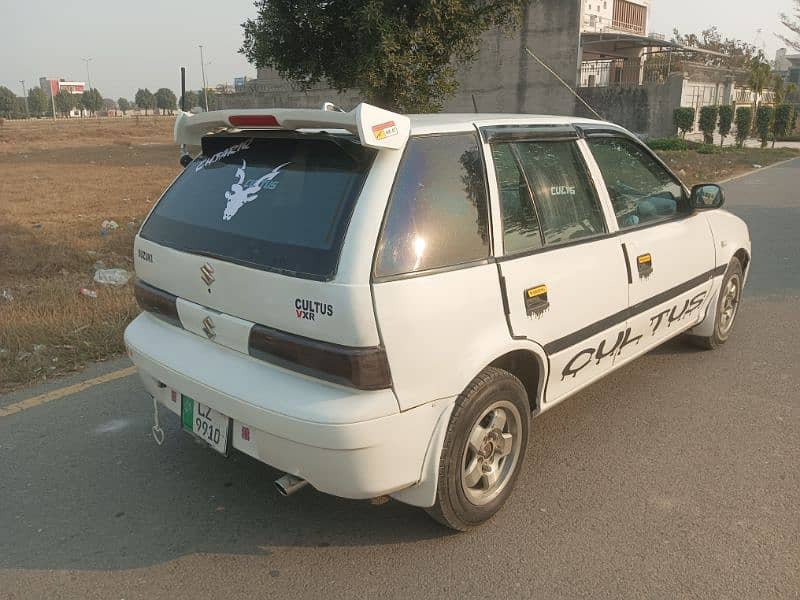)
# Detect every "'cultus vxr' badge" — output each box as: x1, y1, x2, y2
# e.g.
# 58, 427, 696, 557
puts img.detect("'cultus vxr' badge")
200, 262, 215, 286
